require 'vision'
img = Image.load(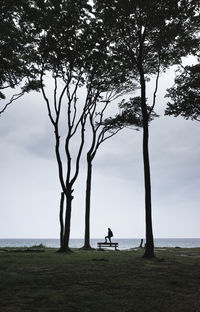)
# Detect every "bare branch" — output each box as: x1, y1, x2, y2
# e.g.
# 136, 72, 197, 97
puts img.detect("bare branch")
0, 90, 25, 116
70, 81, 100, 138
53, 74, 58, 114
65, 134, 72, 186
65, 71, 73, 132
94, 127, 123, 155
148, 55, 161, 118
97, 100, 109, 129
70, 114, 87, 186
0, 84, 15, 90
54, 127, 66, 194
71, 74, 83, 130
56, 82, 68, 124
101, 127, 122, 143
40, 67, 56, 126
